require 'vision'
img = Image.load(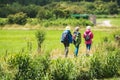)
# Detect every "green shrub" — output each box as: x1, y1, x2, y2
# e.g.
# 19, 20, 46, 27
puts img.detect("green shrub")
35, 30, 46, 52
76, 70, 91, 80
37, 8, 53, 20
90, 40, 120, 79
52, 9, 66, 19
107, 2, 119, 14
89, 55, 103, 79
0, 64, 4, 79
7, 53, 36, 80
102, 52, 119, 78
51, 58, 75, 80
33, 53, 51, 80
0, 18, 8, 26
7, 12, 28, 25
22, 5, 40, 18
